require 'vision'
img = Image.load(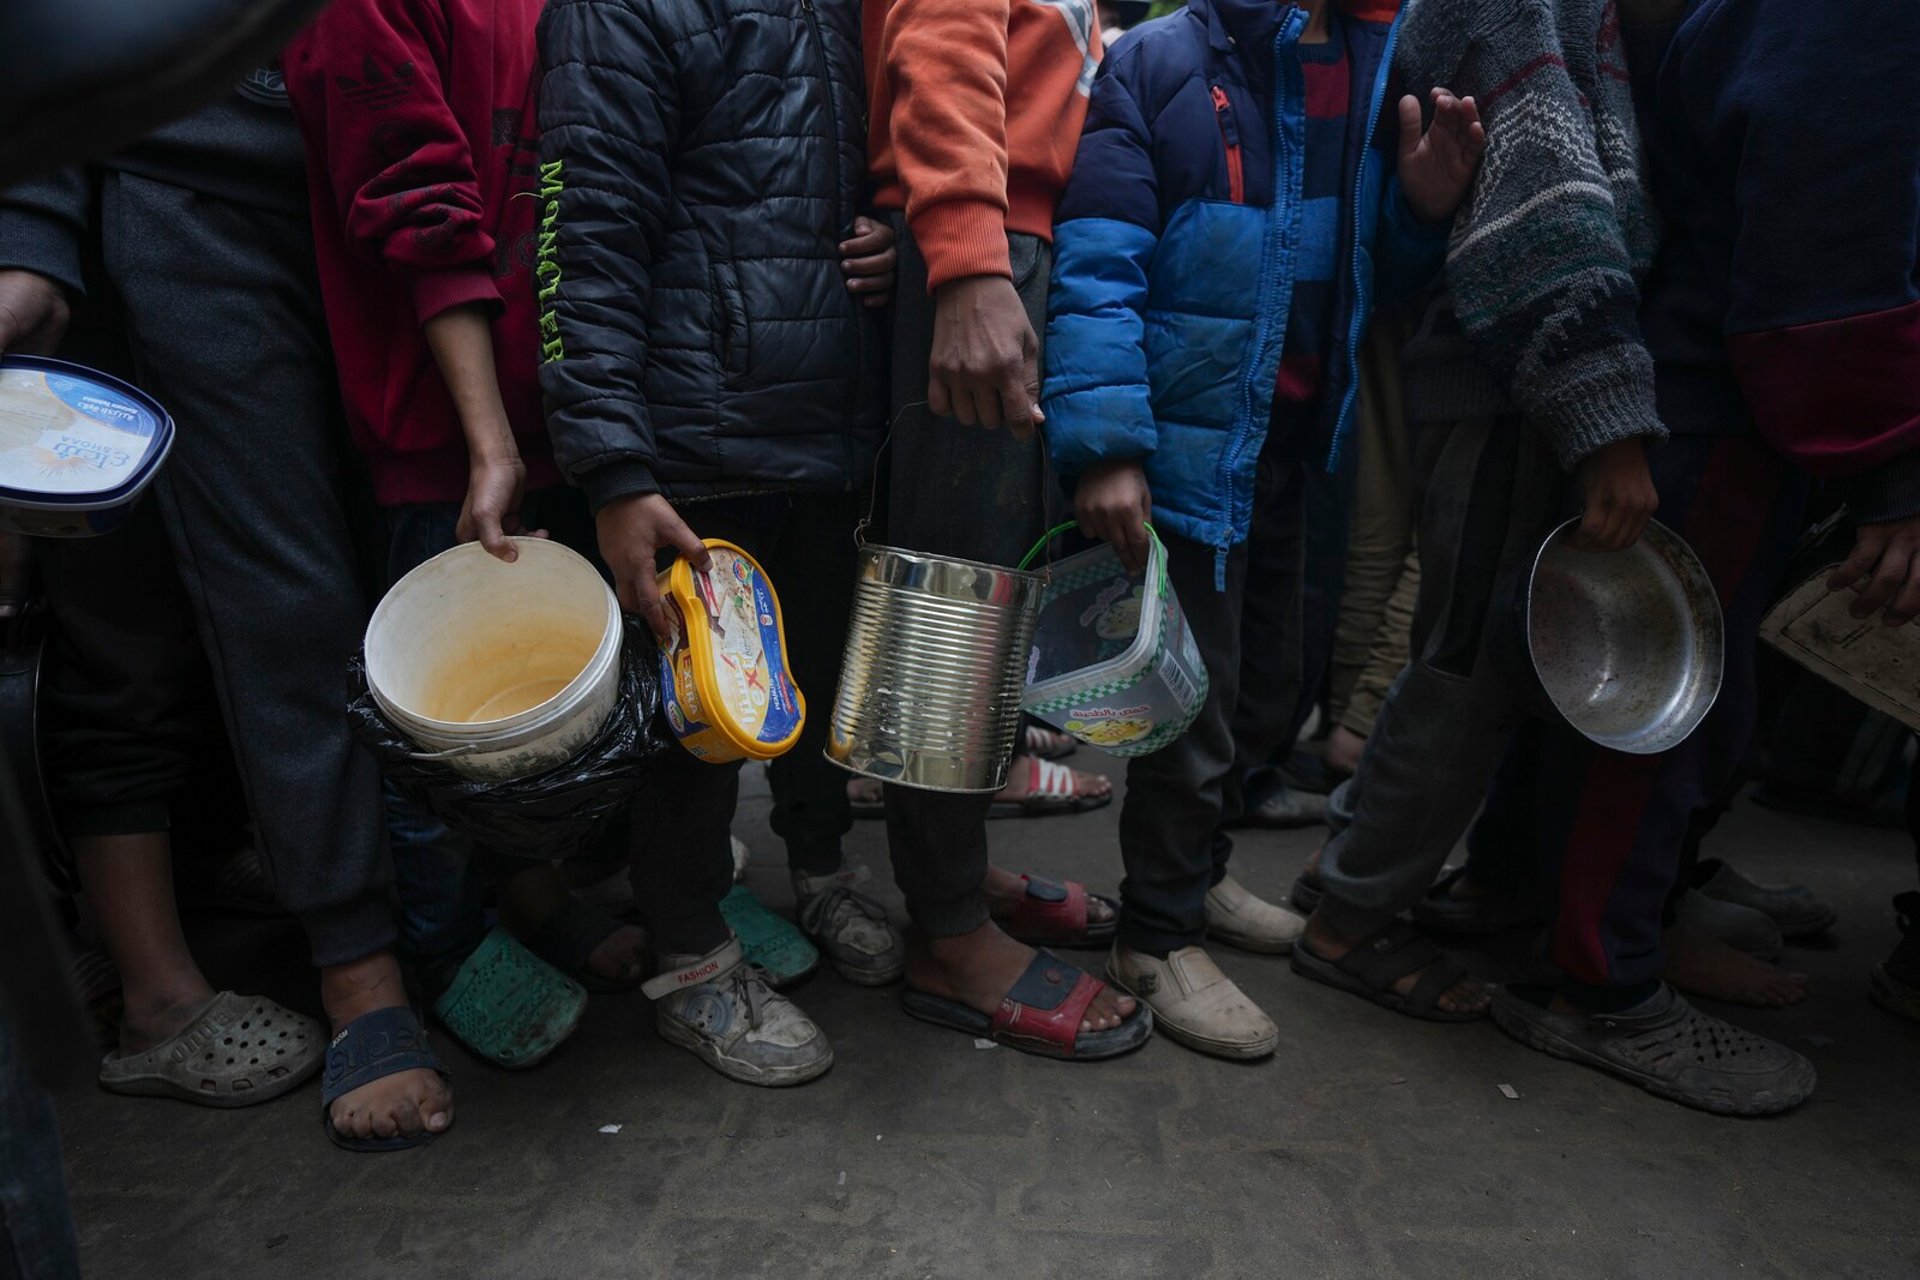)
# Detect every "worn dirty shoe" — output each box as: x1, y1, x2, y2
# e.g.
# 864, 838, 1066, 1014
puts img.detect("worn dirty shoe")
1490, 983, 1815, 1117
1106, 943, 1277, 1061
643, 938, 832, 1087
793, 865, 905, 987
1205, 874, 1305, 955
